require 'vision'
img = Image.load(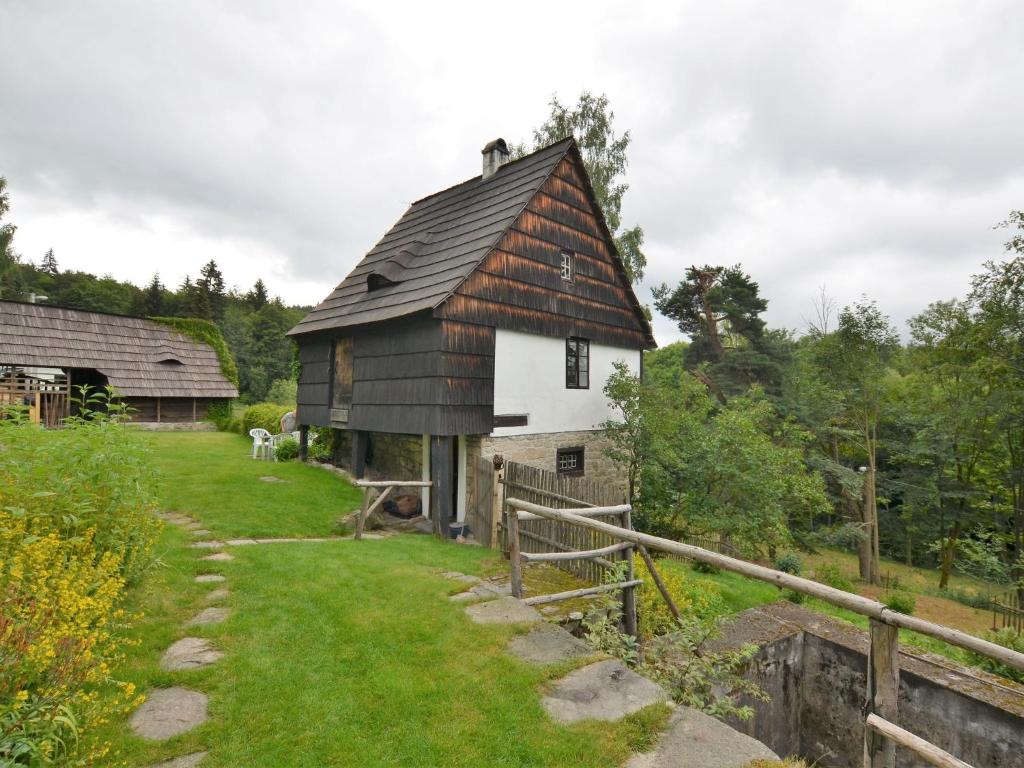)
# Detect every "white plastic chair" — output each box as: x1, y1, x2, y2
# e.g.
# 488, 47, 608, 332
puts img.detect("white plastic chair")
249, 428, 272, 460
270, 432, 294, 461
